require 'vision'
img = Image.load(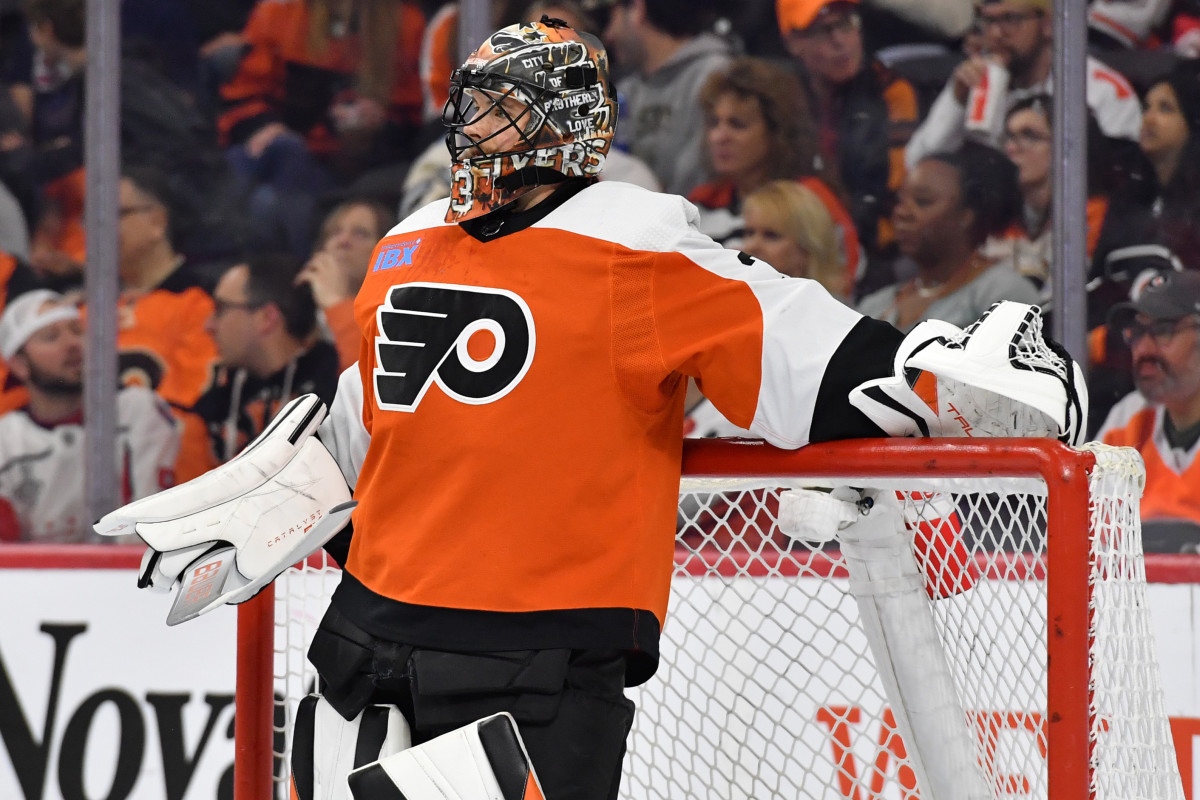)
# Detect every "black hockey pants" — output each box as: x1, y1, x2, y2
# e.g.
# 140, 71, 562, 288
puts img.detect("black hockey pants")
307, 604, 635, 800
